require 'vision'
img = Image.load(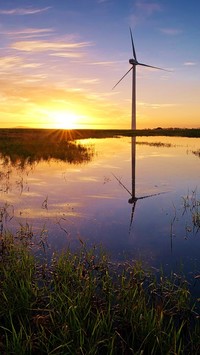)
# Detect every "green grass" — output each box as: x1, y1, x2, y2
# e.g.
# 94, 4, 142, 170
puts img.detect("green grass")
0, 233, 200, 354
